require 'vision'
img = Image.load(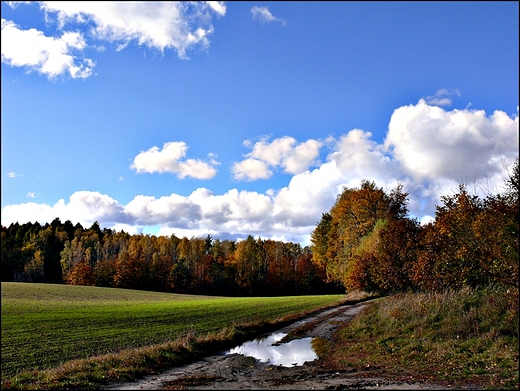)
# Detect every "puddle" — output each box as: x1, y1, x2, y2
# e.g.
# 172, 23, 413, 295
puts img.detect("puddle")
226, 332, 317, 367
